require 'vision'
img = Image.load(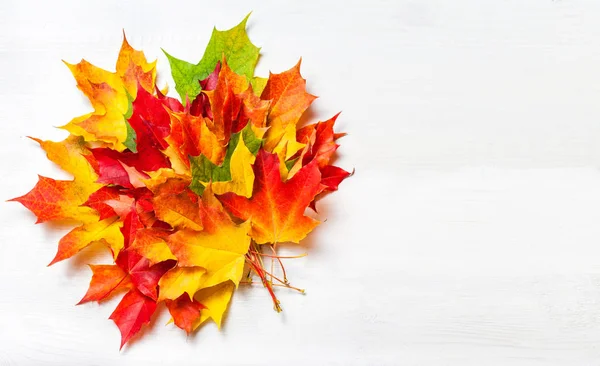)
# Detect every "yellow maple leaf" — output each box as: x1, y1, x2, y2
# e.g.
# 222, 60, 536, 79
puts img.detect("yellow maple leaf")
192, 281, 235, 329
60, 36, 156, 150
49, 217, 123, 265
158, 266, 206, 301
